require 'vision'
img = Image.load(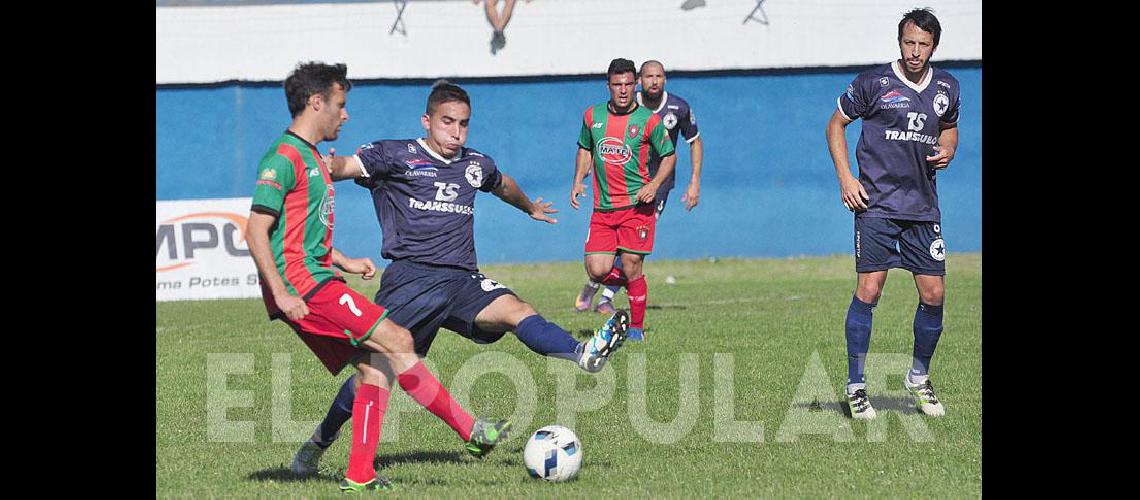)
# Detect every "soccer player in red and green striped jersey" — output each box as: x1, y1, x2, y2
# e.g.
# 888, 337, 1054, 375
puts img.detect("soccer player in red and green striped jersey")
245, 62, 498, 493
570, 58, 677, 340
